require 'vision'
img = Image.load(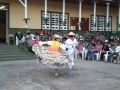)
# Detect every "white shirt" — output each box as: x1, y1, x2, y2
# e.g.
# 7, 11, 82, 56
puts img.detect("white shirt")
115, 46, 120, 53
65, 38, 78, 49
